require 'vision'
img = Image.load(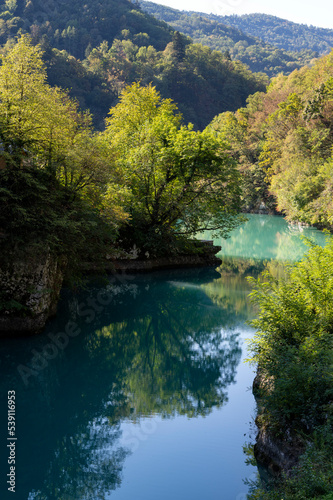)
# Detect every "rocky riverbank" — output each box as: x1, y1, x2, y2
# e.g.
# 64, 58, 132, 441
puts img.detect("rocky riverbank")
254, 423, 305, 478
82, 241, 222, 273
252, 371, 306, 479
0, 241, 221, 336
